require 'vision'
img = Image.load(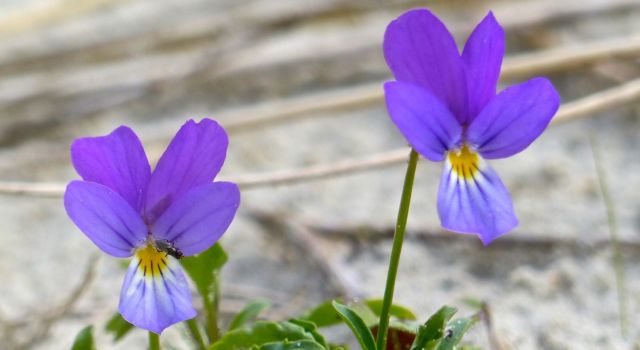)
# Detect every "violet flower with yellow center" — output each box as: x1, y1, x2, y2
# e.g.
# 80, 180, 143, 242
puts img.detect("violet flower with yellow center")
383, 10, 560, 244
64, 119, 240, 333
